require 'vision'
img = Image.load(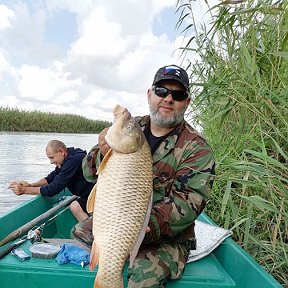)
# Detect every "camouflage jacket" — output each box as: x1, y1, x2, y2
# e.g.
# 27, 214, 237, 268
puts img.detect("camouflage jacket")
82, 115, 215, 249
